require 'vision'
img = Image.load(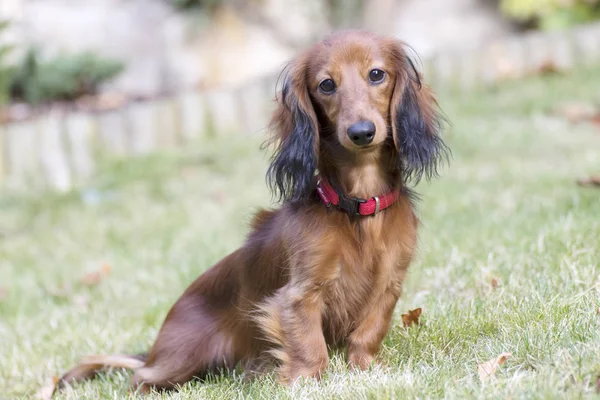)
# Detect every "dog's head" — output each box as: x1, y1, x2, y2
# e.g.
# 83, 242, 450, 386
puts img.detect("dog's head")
267, 30, 448, 202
